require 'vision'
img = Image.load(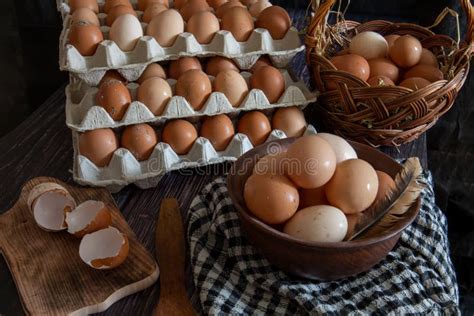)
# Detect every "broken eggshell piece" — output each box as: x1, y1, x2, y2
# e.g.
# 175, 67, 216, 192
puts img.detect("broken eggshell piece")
79, 226, 129, 269
66, 200, 112, 238
27, 182, 76, 232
